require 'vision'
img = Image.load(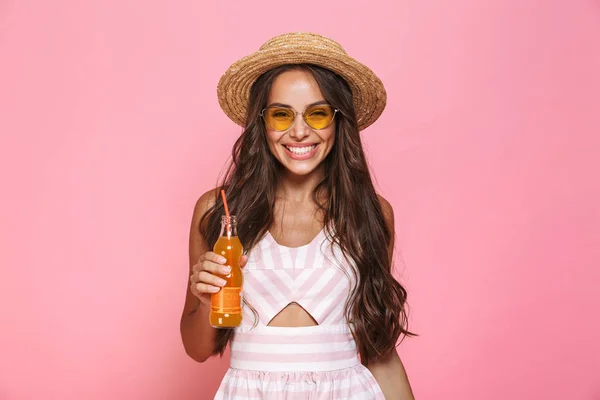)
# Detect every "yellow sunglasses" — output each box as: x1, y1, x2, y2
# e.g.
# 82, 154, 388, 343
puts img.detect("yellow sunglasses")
260, 104, 338, 132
